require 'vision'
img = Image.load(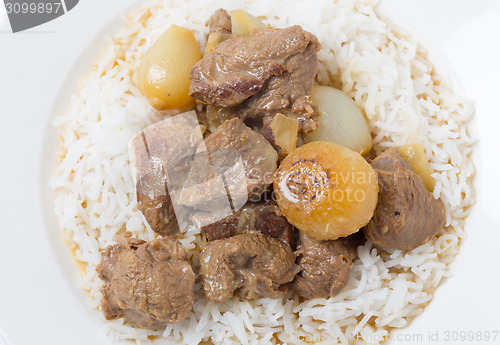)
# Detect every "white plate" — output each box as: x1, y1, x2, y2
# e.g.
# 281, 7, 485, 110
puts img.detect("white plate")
0, 1, 499, 344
